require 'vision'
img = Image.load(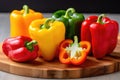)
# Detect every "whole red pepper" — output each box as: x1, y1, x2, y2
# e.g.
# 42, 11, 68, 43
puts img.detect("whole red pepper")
81, 14, 119, 59
81, 15, 98, 43
2, 36, 39, 62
